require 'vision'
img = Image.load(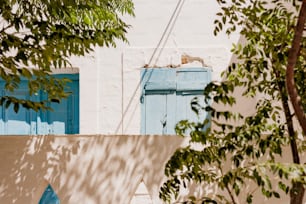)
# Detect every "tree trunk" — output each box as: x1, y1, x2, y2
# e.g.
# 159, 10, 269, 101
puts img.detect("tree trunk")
290, 182, 305, 204
286, 1, 306, 135
285, 1, 306, 203
274, 68, 305, 204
